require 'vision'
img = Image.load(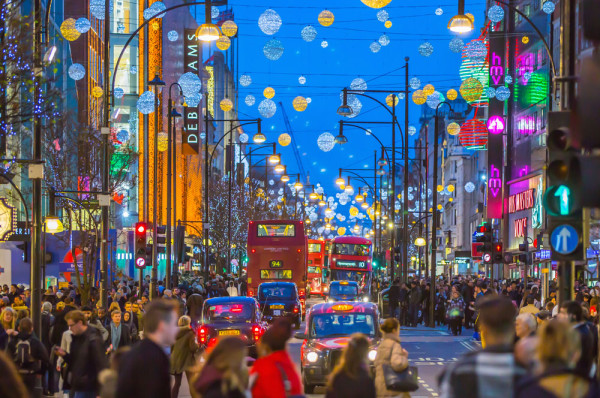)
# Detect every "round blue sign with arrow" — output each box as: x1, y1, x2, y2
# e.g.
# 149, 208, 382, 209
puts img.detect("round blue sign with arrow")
551, 224, 579, 255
